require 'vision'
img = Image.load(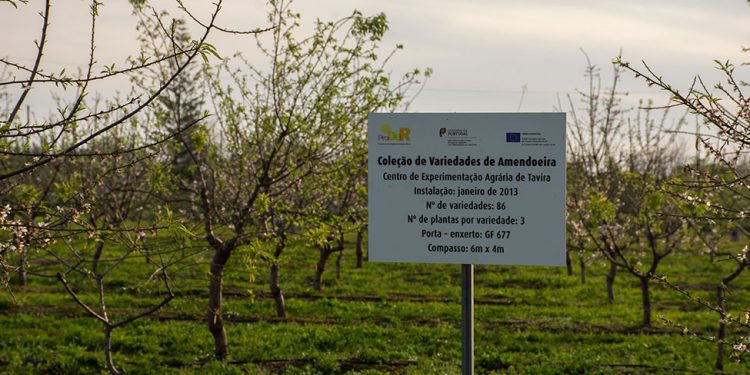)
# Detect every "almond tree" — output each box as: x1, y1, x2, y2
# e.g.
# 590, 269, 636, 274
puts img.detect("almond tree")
567, 54, 688, 326
580, 171, 689, 327
0, 2, 264, 372
618, 46, 750, 367
1, 160, 61, 286
304, 142, 367, 292
254, 177, 310, 318
565, 54, 629, 296
22, 120, 194, 375
0, 0, 243, 181
185, 0, 425, 359
0, 0, 264, 288
349, 152, 369, 269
